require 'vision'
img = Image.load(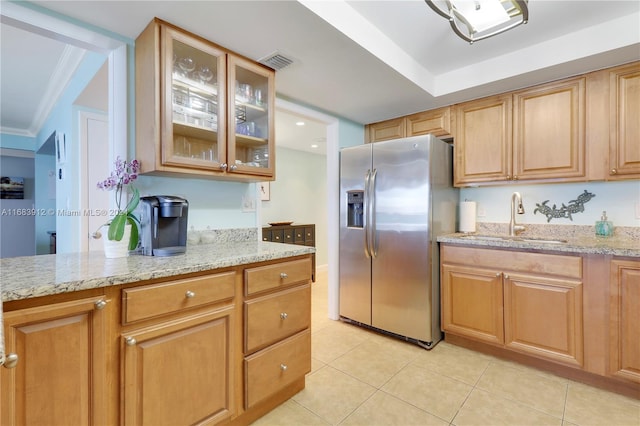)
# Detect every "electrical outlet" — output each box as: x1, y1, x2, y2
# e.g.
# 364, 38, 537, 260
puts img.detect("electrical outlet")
242, 195, 255, 212
635, 201, 640, 220
477, 204, 486, 217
